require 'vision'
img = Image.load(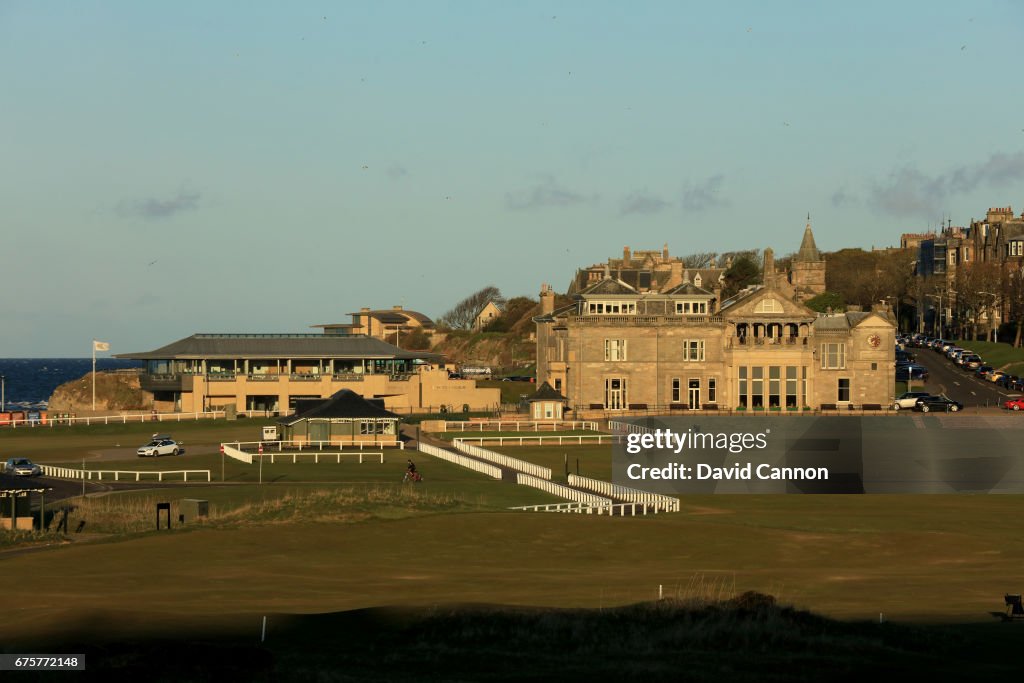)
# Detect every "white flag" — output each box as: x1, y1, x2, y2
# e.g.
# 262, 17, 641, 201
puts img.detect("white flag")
93, 340, 110, 352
